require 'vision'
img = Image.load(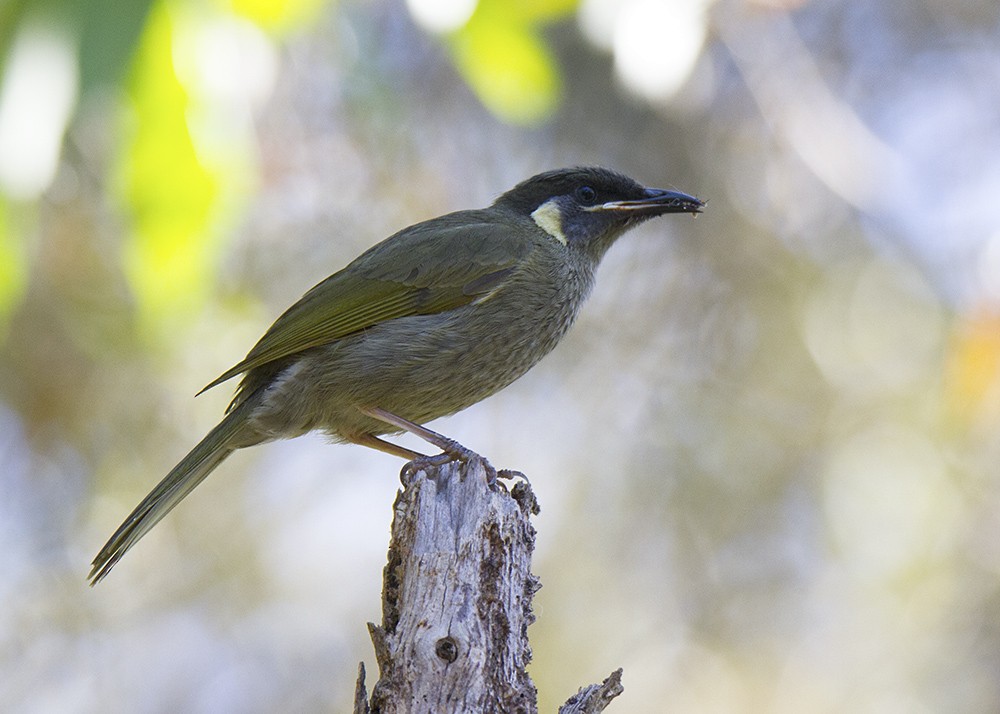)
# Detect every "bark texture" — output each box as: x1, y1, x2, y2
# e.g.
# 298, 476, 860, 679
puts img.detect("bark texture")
352, 457, 623, 713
